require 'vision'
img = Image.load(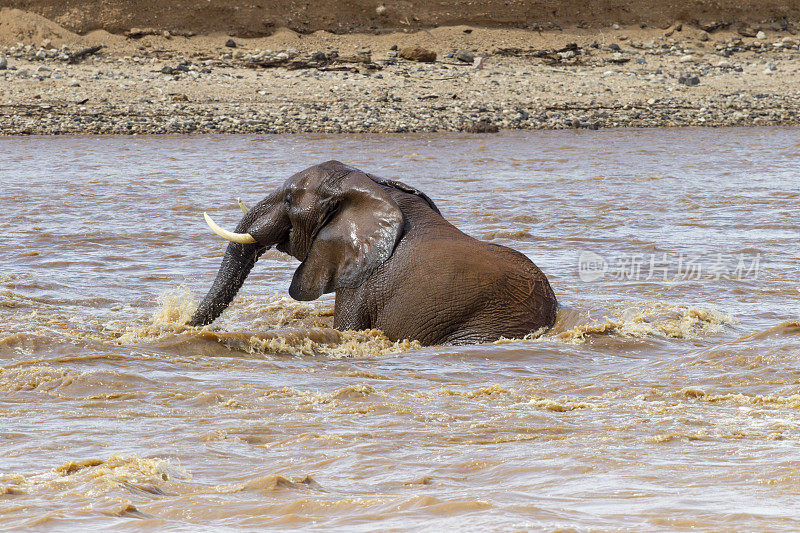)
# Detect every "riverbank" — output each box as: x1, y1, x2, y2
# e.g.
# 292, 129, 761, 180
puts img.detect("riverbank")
1, 9, 800, 134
